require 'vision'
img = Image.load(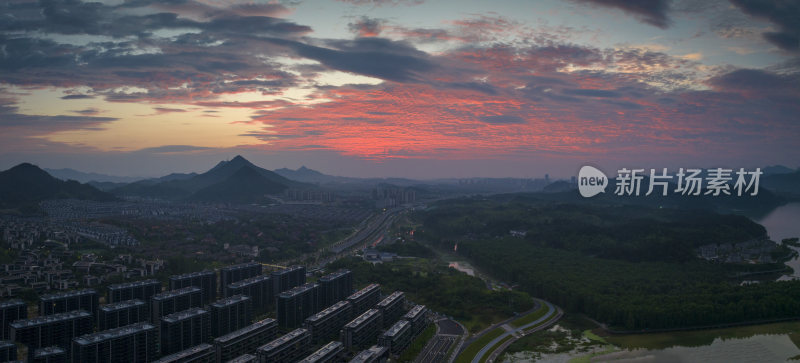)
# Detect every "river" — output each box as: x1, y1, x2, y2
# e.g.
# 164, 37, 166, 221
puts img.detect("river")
755, 202, 800, 281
